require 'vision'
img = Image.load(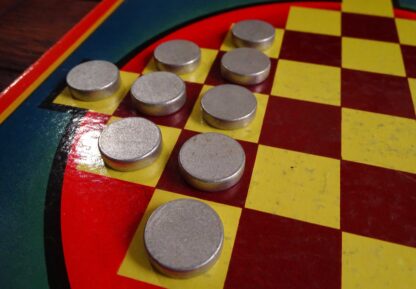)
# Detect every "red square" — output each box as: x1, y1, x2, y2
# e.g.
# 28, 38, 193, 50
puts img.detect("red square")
341, 161, 416, 248
279, 30, 341, 67
401, 45, 416, 78
224, 209, 341, 289
342, 68, 415, 118
61, 170, 154, 289
205, 51, 277, 95
260, 96, 341, 159
156, 129, 258, 207
113, 82, 202, 128
342, 13, 398, 42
